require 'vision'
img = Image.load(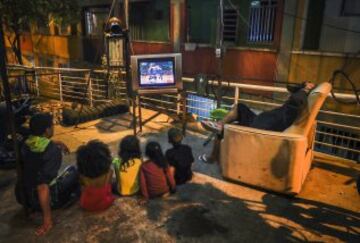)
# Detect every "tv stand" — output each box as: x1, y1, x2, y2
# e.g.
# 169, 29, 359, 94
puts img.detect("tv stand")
132, 89, 187, 136
137, 88, 179, 95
